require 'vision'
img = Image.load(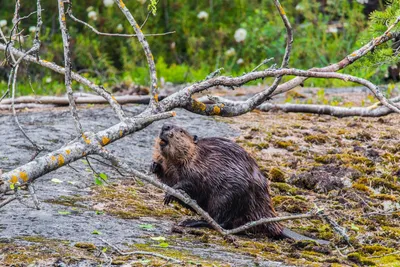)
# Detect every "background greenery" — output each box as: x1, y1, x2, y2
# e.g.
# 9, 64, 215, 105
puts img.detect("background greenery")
0, 0, 398, 96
